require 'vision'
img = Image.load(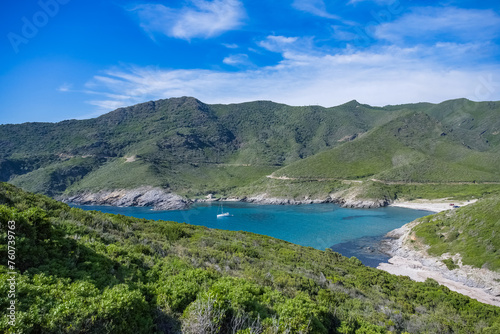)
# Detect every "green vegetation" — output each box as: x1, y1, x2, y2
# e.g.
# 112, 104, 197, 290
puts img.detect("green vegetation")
275, 112, 500, 183
386, 183, 500, 201
442, 259, 459, 271
412, 196, 500, 271
1, 182, 500, 333
232, 178, 347, 200
1, 98, 386, 197
354, 181, 500, 202
63, 158, 165, 193
2, 97, 500, 202
231, 178, 500, 206
174, 165, 278, 197
8, 156, 101, 196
